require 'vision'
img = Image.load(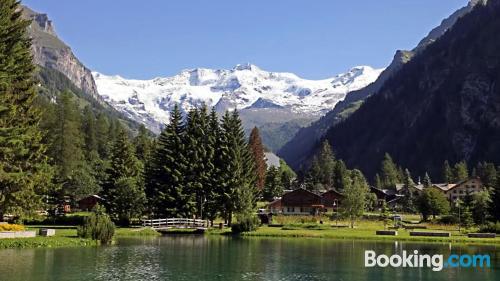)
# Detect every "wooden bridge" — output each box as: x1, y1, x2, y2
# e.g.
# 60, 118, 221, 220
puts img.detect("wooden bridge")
142, 218, 209, 231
